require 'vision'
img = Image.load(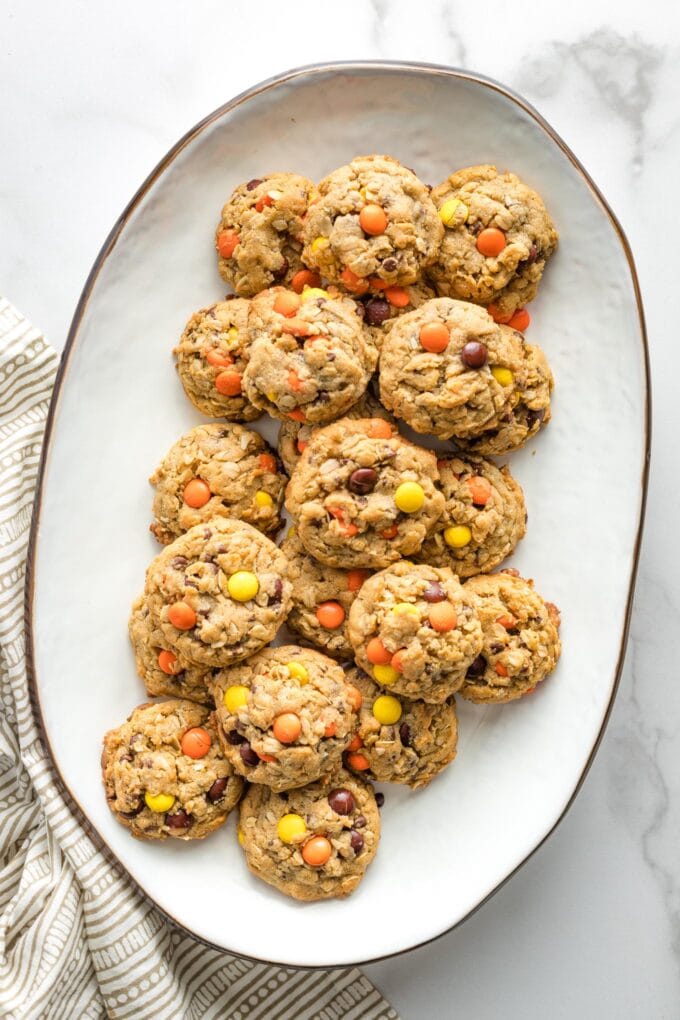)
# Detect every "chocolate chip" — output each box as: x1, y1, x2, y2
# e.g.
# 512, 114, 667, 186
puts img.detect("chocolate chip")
422, 580, 446, 603
328, 788, 356, 815
223, 294, 237, 302
120, 802, 143, 818
375, 792, 385, 807
382, 257, 398, 272
165, 809, 192, 829
353, 814, 367, 828
527, 244, 538, 264
469, 220, 483, 236
239, 743, 259, 766
489, 642, 504, 654
399, 722, 412, 747
203, 528, 212, 539
171, 556, 188, 569
363, 298, 391, 326
207, 777, 228, 803
246, 178, 263, 191
348, 468, 378, 494
355, 301, 367, 321
267, 578, 283, 606
461, 341, 488, 369
350, 830, 364, 853
226, 729, 245, 745
526, 407, 546, 429
184, 578, 199, 588
273, 257, 289, 280
466, 655, 486, 678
